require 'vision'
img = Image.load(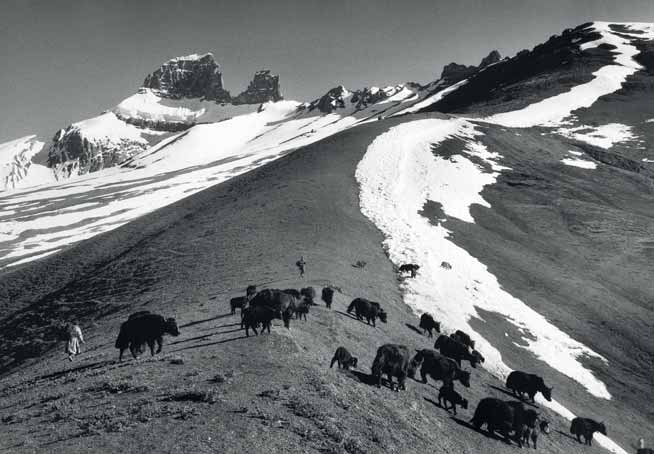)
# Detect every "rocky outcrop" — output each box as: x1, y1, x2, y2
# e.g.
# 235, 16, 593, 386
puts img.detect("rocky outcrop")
48, 122, 148, 179
440, 50, 502, 84
143, 53, 232, 102
232, 70, 283, 105
309, 86, 349, 113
